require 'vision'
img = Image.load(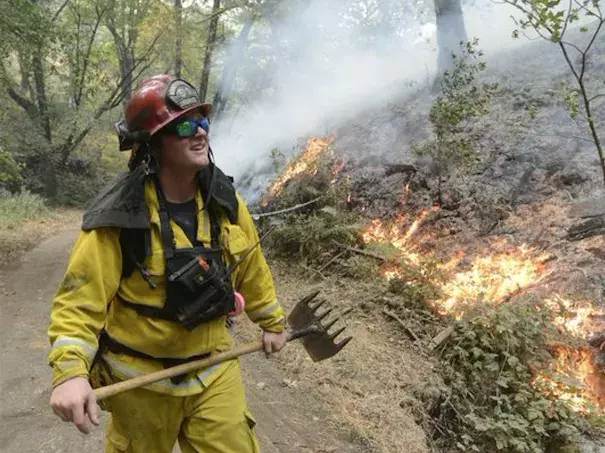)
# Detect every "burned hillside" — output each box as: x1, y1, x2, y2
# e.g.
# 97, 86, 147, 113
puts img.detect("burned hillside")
244, 24, 605, 453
